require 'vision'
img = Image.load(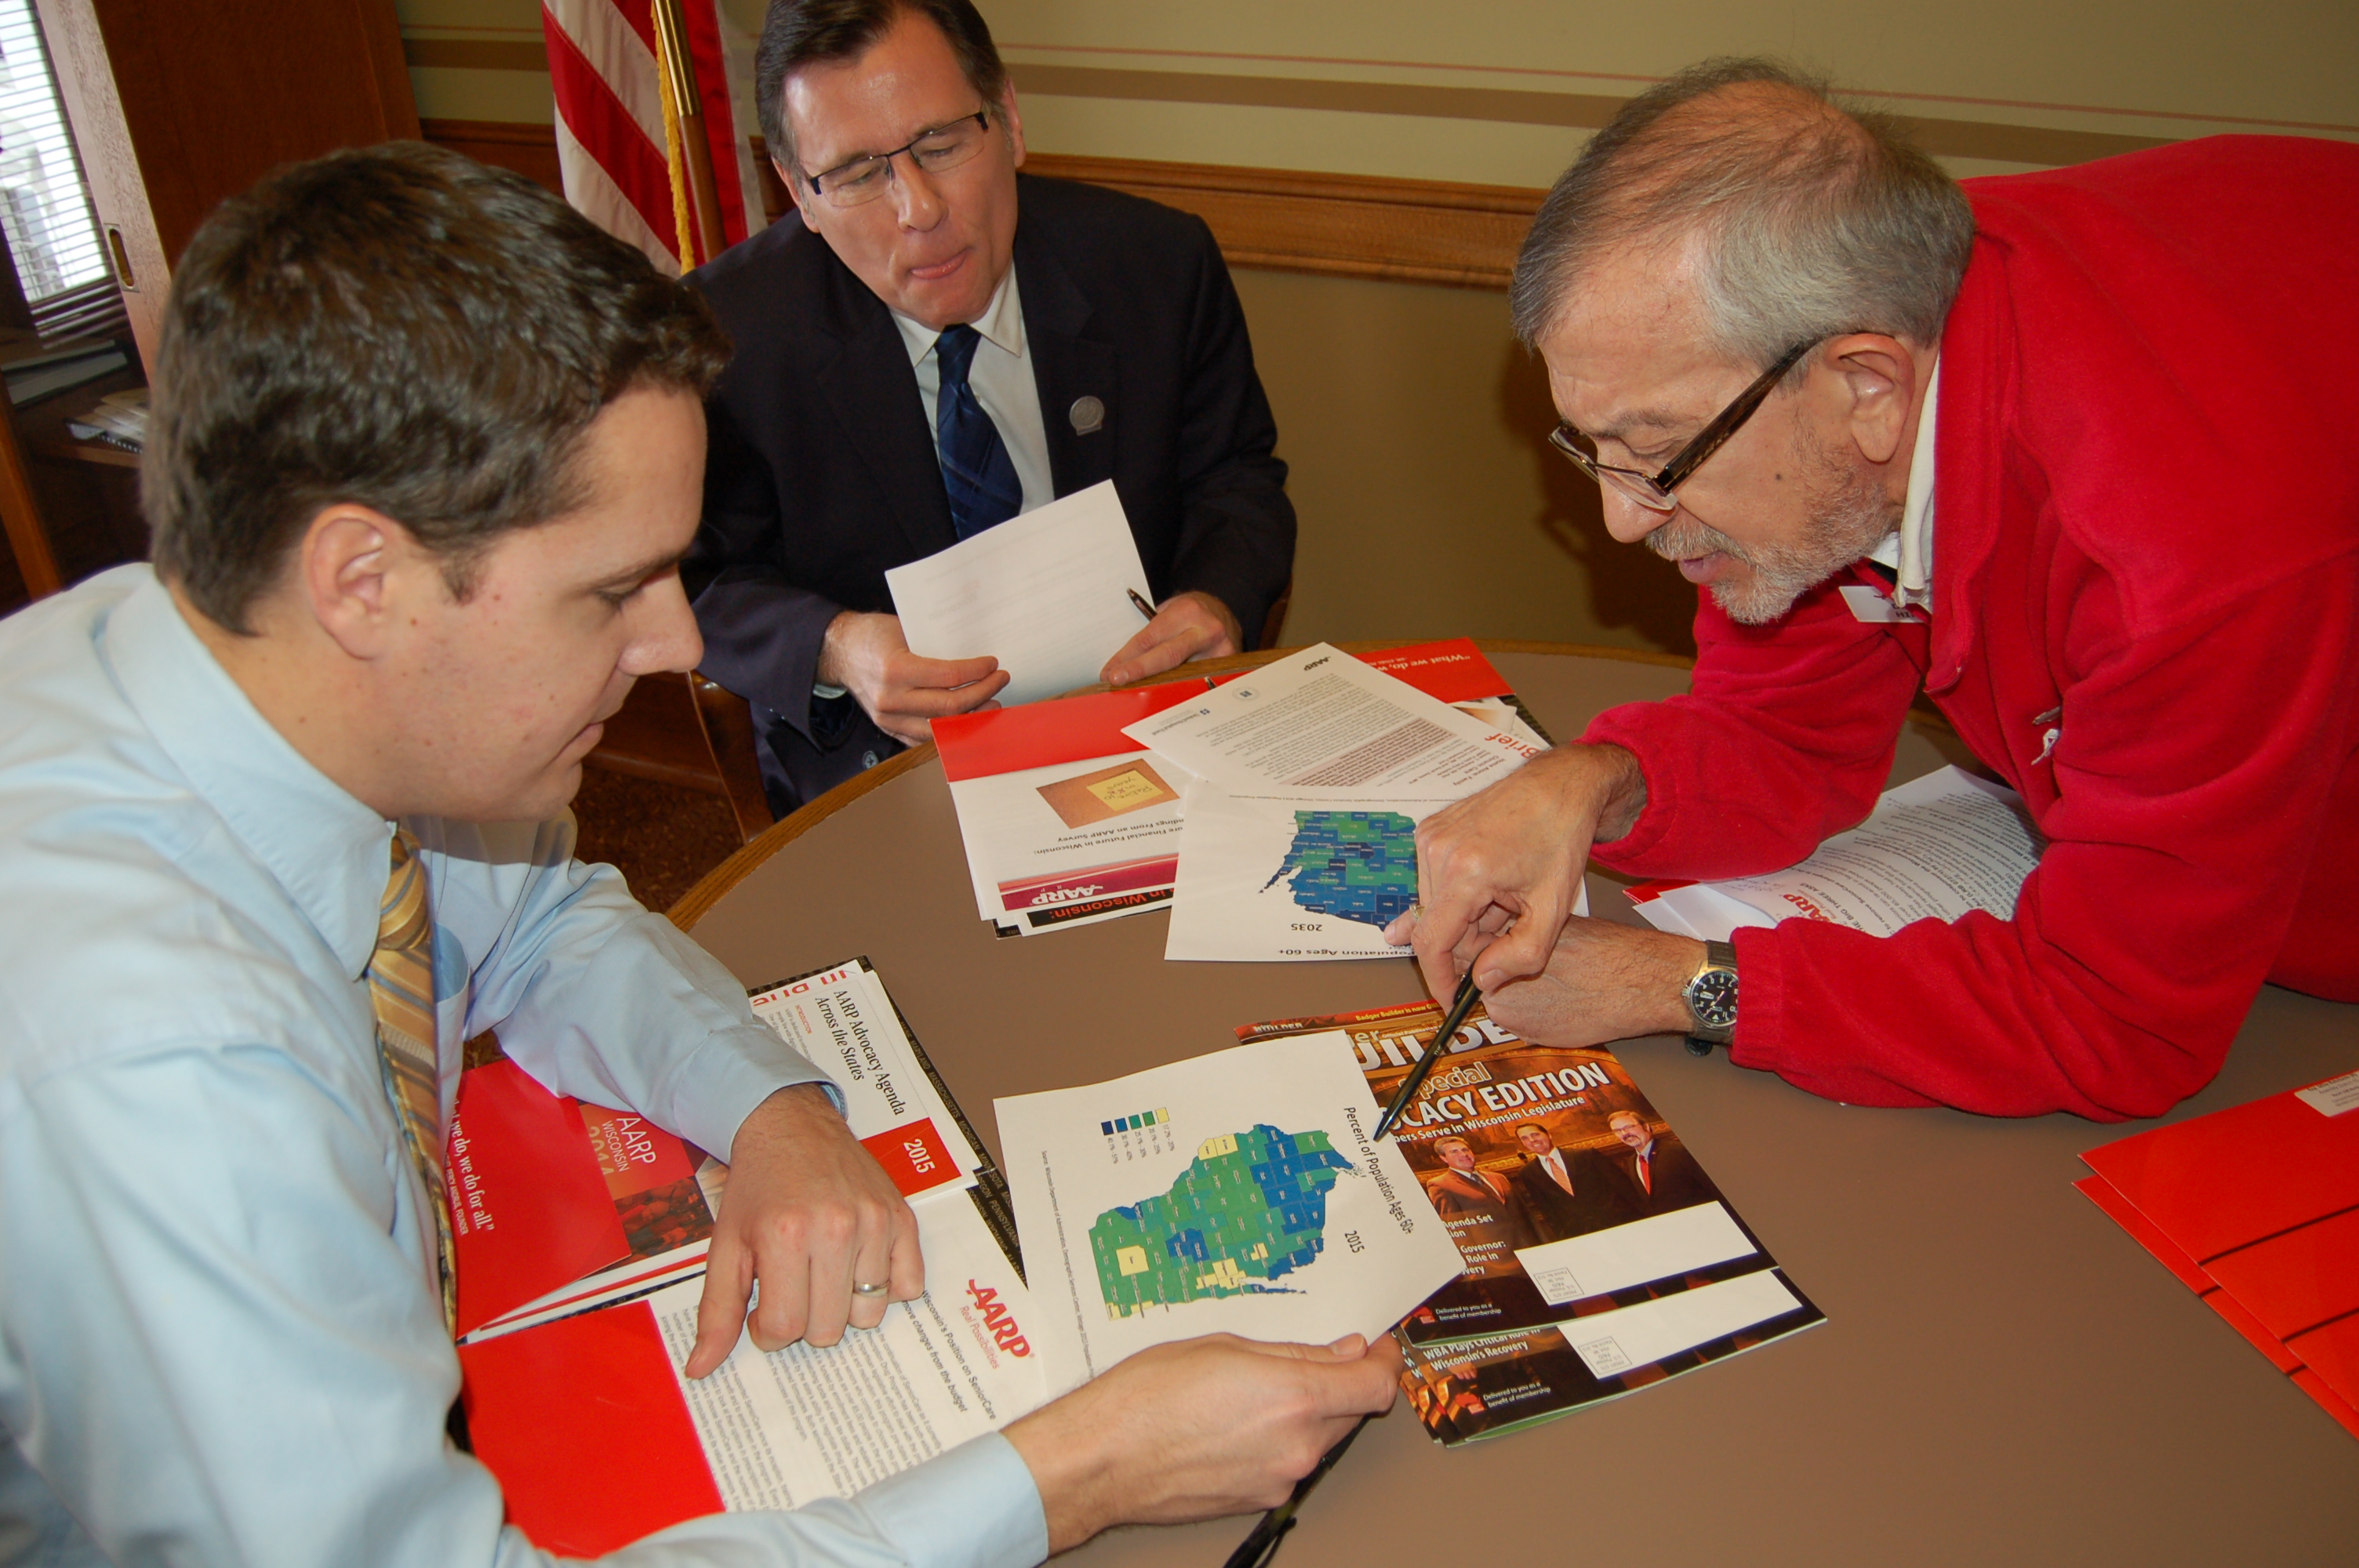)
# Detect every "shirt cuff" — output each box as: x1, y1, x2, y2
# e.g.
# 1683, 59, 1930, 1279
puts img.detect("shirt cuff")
856, 1433, 1048, 1568
665, 1022, 845, 1159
